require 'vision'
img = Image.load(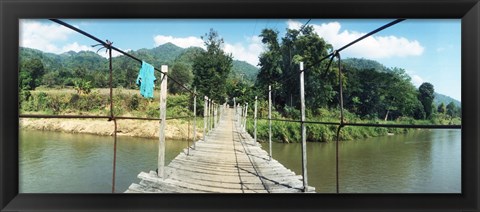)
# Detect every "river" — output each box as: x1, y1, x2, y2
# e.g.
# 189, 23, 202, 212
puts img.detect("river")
19, 129, 461, 193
